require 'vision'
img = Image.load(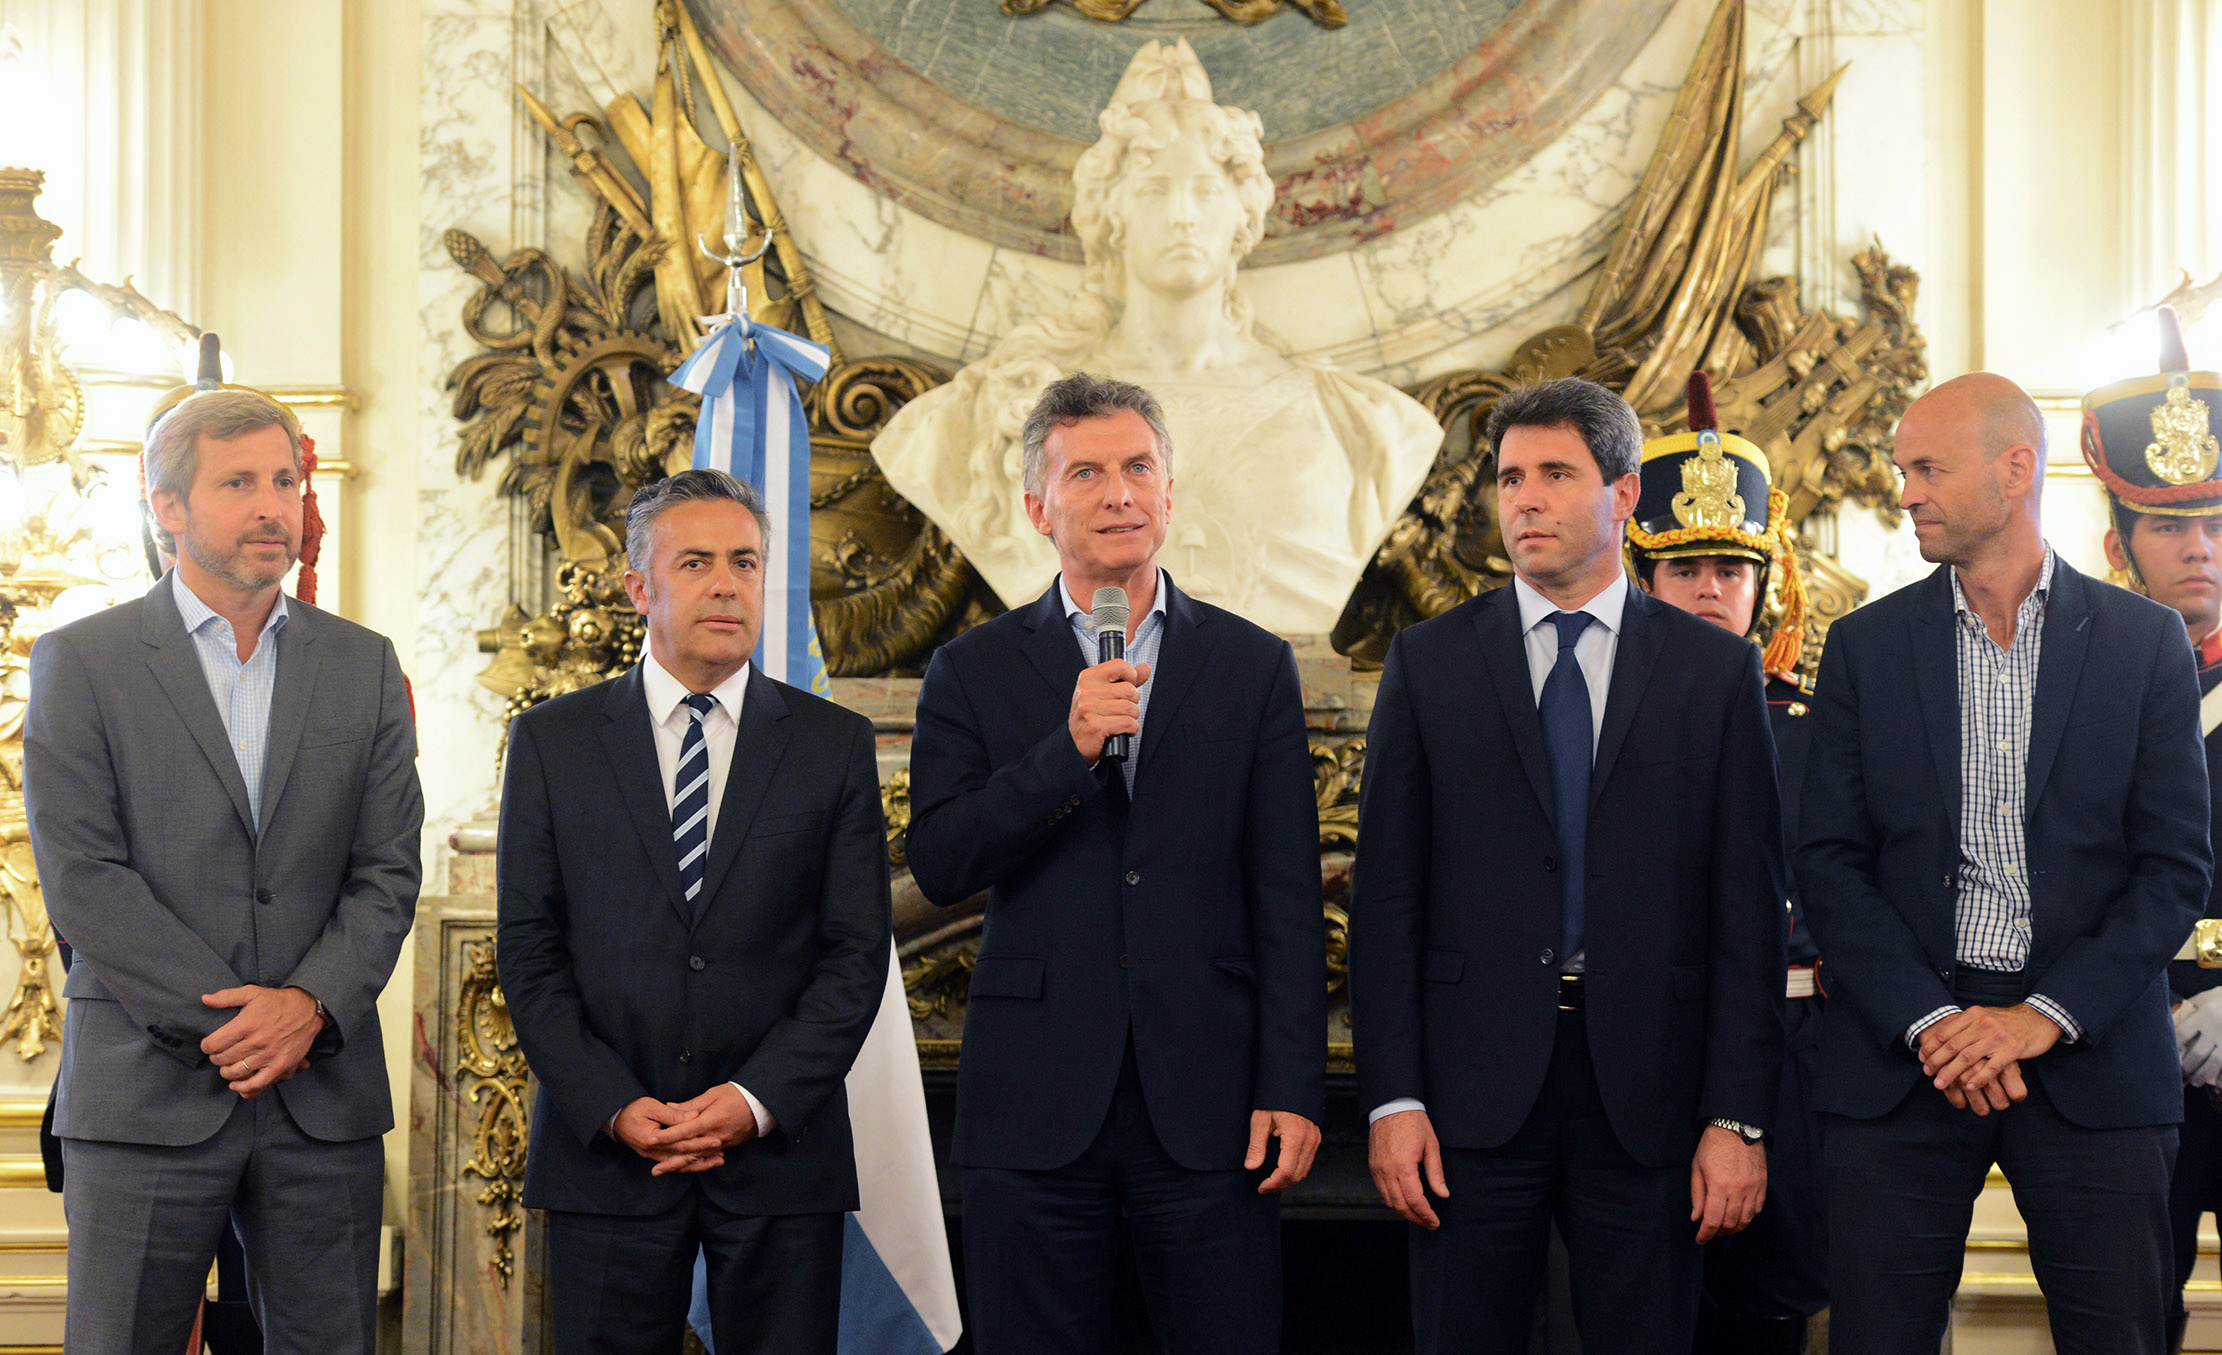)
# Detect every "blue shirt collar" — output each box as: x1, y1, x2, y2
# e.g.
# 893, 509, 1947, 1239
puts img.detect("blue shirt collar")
1058, 570, 1171, 625
171, 571, 289, 641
